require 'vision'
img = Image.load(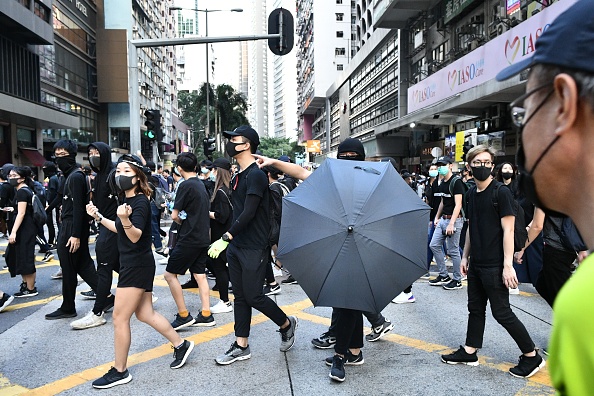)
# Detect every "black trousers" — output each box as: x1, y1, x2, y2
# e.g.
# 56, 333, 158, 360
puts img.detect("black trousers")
465, 265, 535, 354
536, 244, 576, 307
328, 309, 385, 336
46, 208, 56, 245
227, 244, 287, 338
92, 260, 120, 315
57, 220, 98, 313
333, 308, 364, 355
207, 250, 230, 302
